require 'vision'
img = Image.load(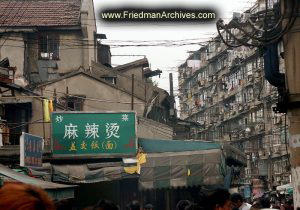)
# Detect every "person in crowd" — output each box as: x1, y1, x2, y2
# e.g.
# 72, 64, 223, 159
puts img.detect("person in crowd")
206, 188, 232, 210
259, 195, 271, 209
144, 203, 154, 210
55, 199, 74, 210
128, 200, 140, 210
176, 200, 193, 210
93, 200, 119, 210
231, 193, 252, 210
0, 183, 55, 210
249, 199, 263, 210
